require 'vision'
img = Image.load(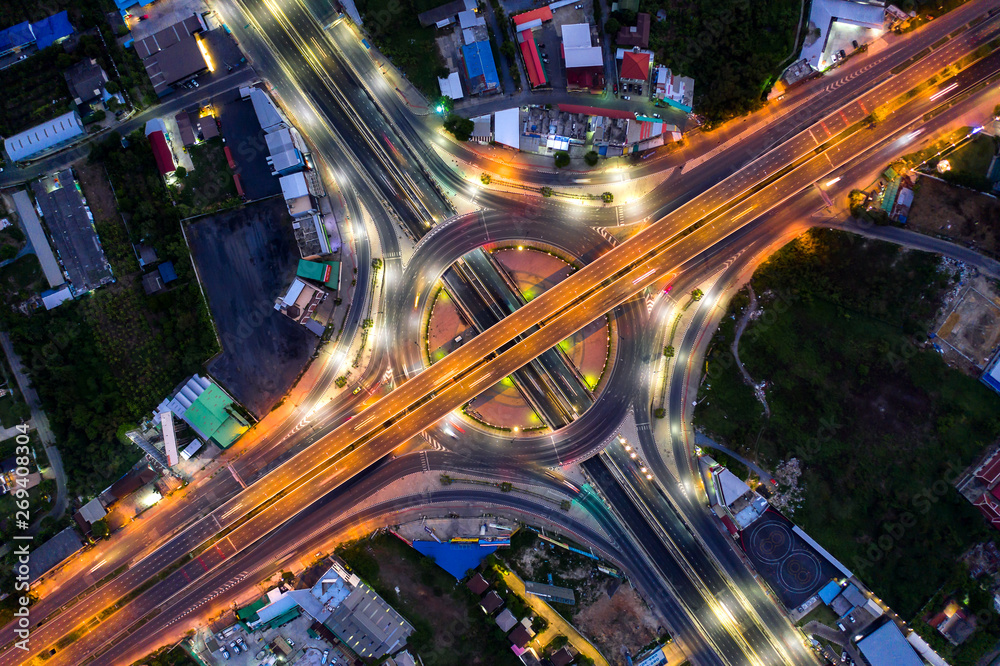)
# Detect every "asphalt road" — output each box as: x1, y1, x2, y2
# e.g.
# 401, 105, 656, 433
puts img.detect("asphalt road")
5, 3, 1000, 664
